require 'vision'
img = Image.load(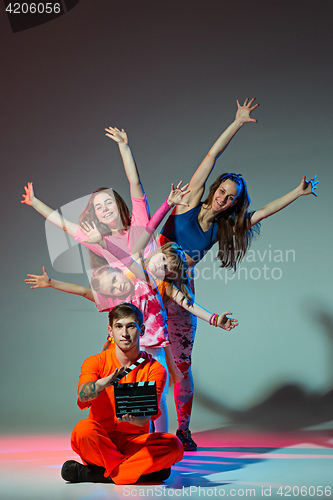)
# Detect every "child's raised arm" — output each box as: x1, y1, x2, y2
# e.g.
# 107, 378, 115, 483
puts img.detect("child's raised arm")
25, 266, 95, 302
131, 181, 190, 259
169, 285, 238, 331
105, 127, 144, 199
21, 182, 78, 238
